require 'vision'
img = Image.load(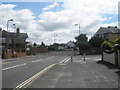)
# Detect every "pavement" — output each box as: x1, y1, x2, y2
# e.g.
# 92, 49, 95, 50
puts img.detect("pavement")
26, 55, 119, 89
